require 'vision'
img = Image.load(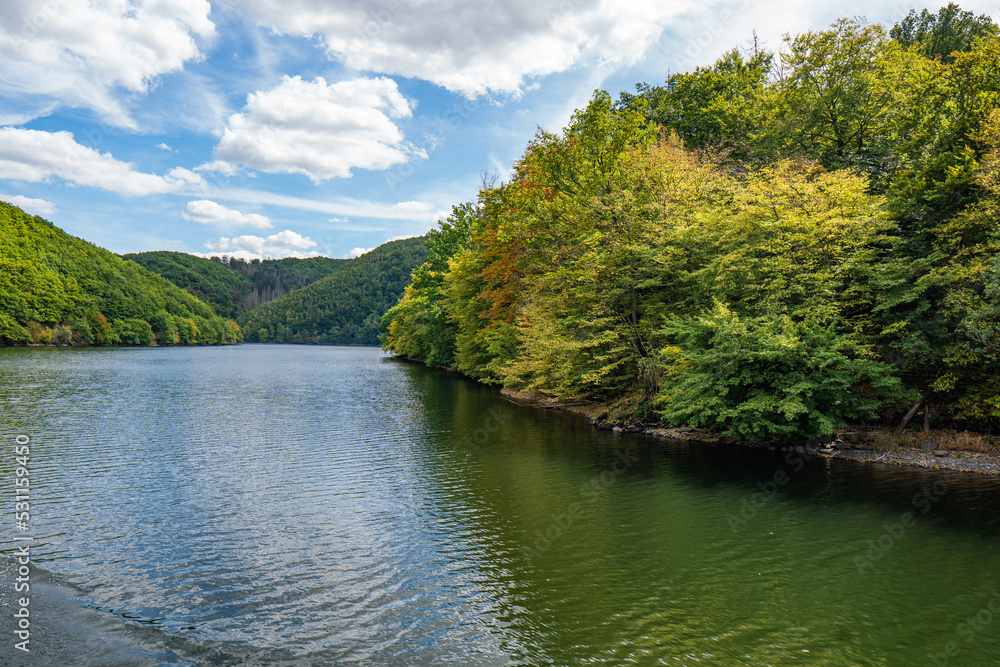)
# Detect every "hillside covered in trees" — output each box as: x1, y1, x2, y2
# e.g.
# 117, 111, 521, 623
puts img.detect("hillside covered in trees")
129, 238, 428, 346
241, 237, 428, 345
0, 202, 241, 346
124, 251, 346, 318
383, 4, 1000, 439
